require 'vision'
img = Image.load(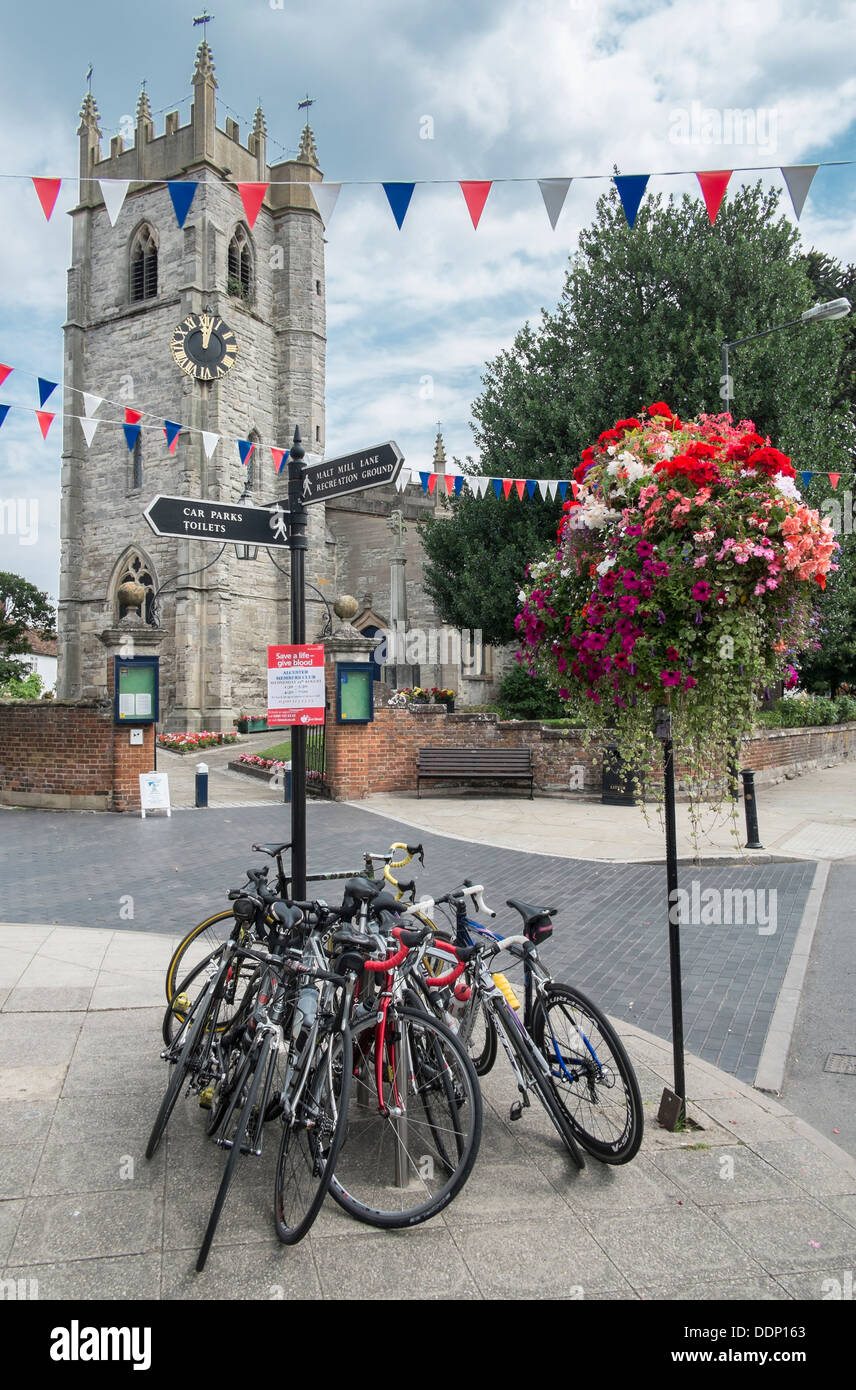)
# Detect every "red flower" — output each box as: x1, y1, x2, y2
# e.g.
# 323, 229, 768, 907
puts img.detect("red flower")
598, 427, 621, 448
744, 447, 795, 479
648, 401, 673, 418
613, 417, 643, 436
